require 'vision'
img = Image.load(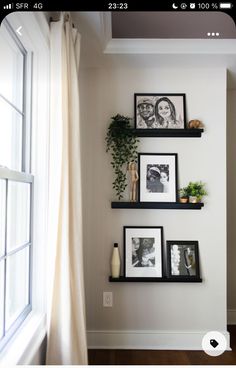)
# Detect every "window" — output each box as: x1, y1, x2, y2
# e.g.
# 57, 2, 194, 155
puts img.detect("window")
0, 19, 33, 350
